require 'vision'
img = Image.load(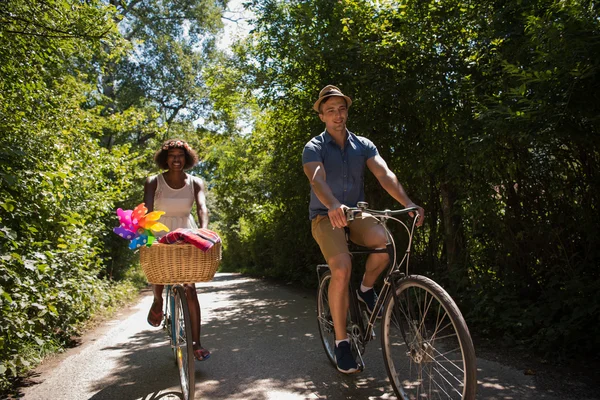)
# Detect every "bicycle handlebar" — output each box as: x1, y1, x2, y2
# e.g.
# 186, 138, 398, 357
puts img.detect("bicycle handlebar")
345, 202, 419, 222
